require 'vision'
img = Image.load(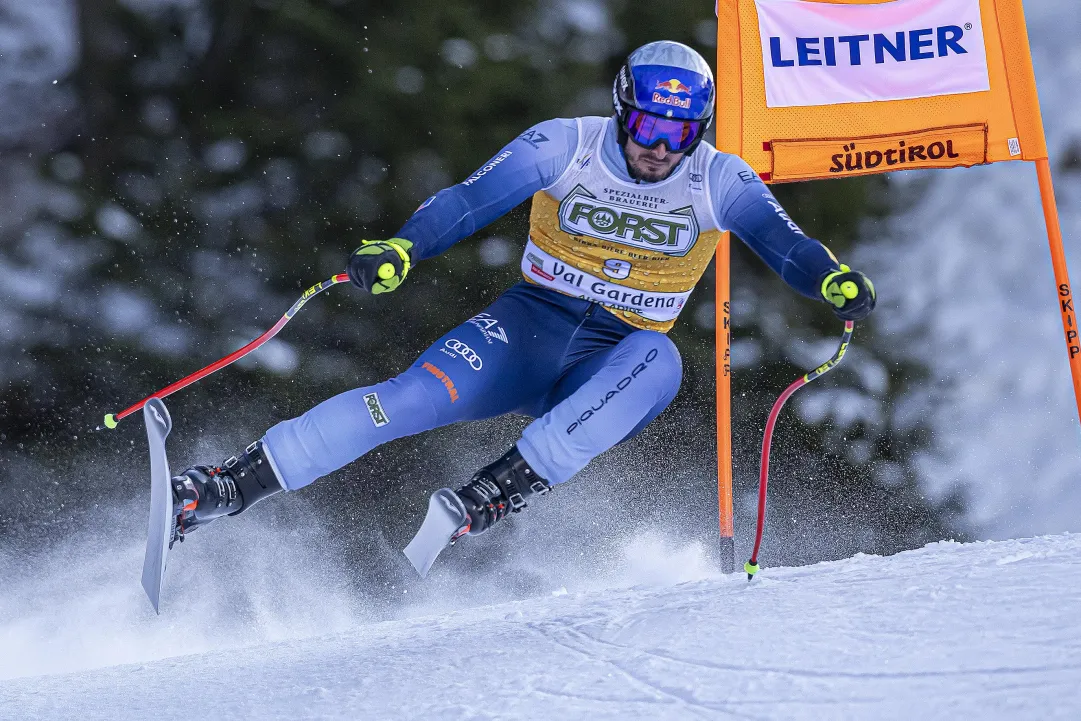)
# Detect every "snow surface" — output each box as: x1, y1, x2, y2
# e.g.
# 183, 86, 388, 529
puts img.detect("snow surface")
2, 533, 1080, 720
